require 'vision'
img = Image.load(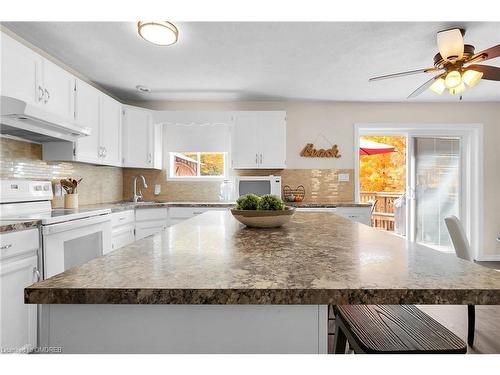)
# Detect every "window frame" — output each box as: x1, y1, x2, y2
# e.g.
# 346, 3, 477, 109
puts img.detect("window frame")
167, 151, 228, 181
